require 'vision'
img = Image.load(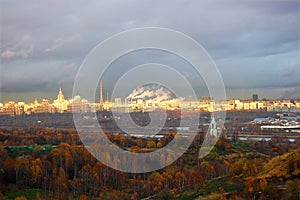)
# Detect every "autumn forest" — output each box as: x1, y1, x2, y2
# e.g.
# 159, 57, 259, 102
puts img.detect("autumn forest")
0, 112, 299, 200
